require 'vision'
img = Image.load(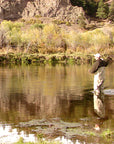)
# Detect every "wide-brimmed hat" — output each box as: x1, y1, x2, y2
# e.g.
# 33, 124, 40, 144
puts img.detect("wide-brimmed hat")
94, 53, 101, 58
